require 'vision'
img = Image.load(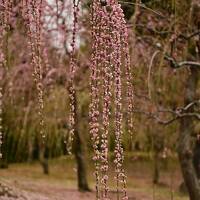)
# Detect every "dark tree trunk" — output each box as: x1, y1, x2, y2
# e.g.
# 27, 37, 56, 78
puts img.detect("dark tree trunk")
0, 134, 8, 169
153, 151, 160, 184
177, 1, 200, 198
152, 130, 164, 184
177, 67, 200, 200
27, 137, 34, 163
193, 141, 200, 179
39, 144, 49, 175
74, 130, 90, 191
40, 159, 49, 175
0, 156, 8, 169
73, 92, 90, 192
